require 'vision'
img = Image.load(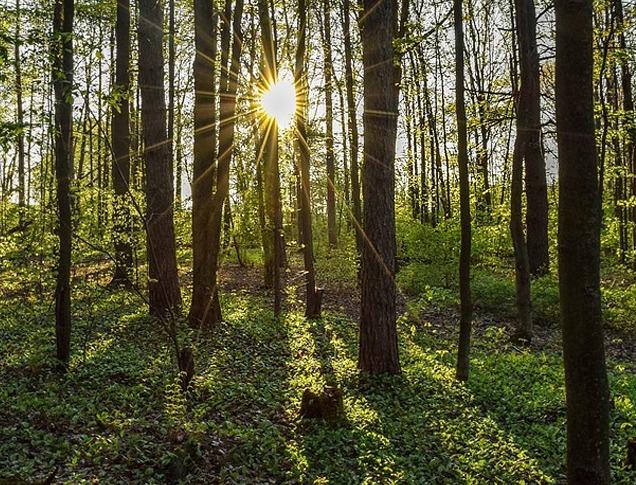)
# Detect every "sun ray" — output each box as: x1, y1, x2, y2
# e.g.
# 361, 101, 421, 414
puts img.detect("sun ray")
259, 77, 296, 129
